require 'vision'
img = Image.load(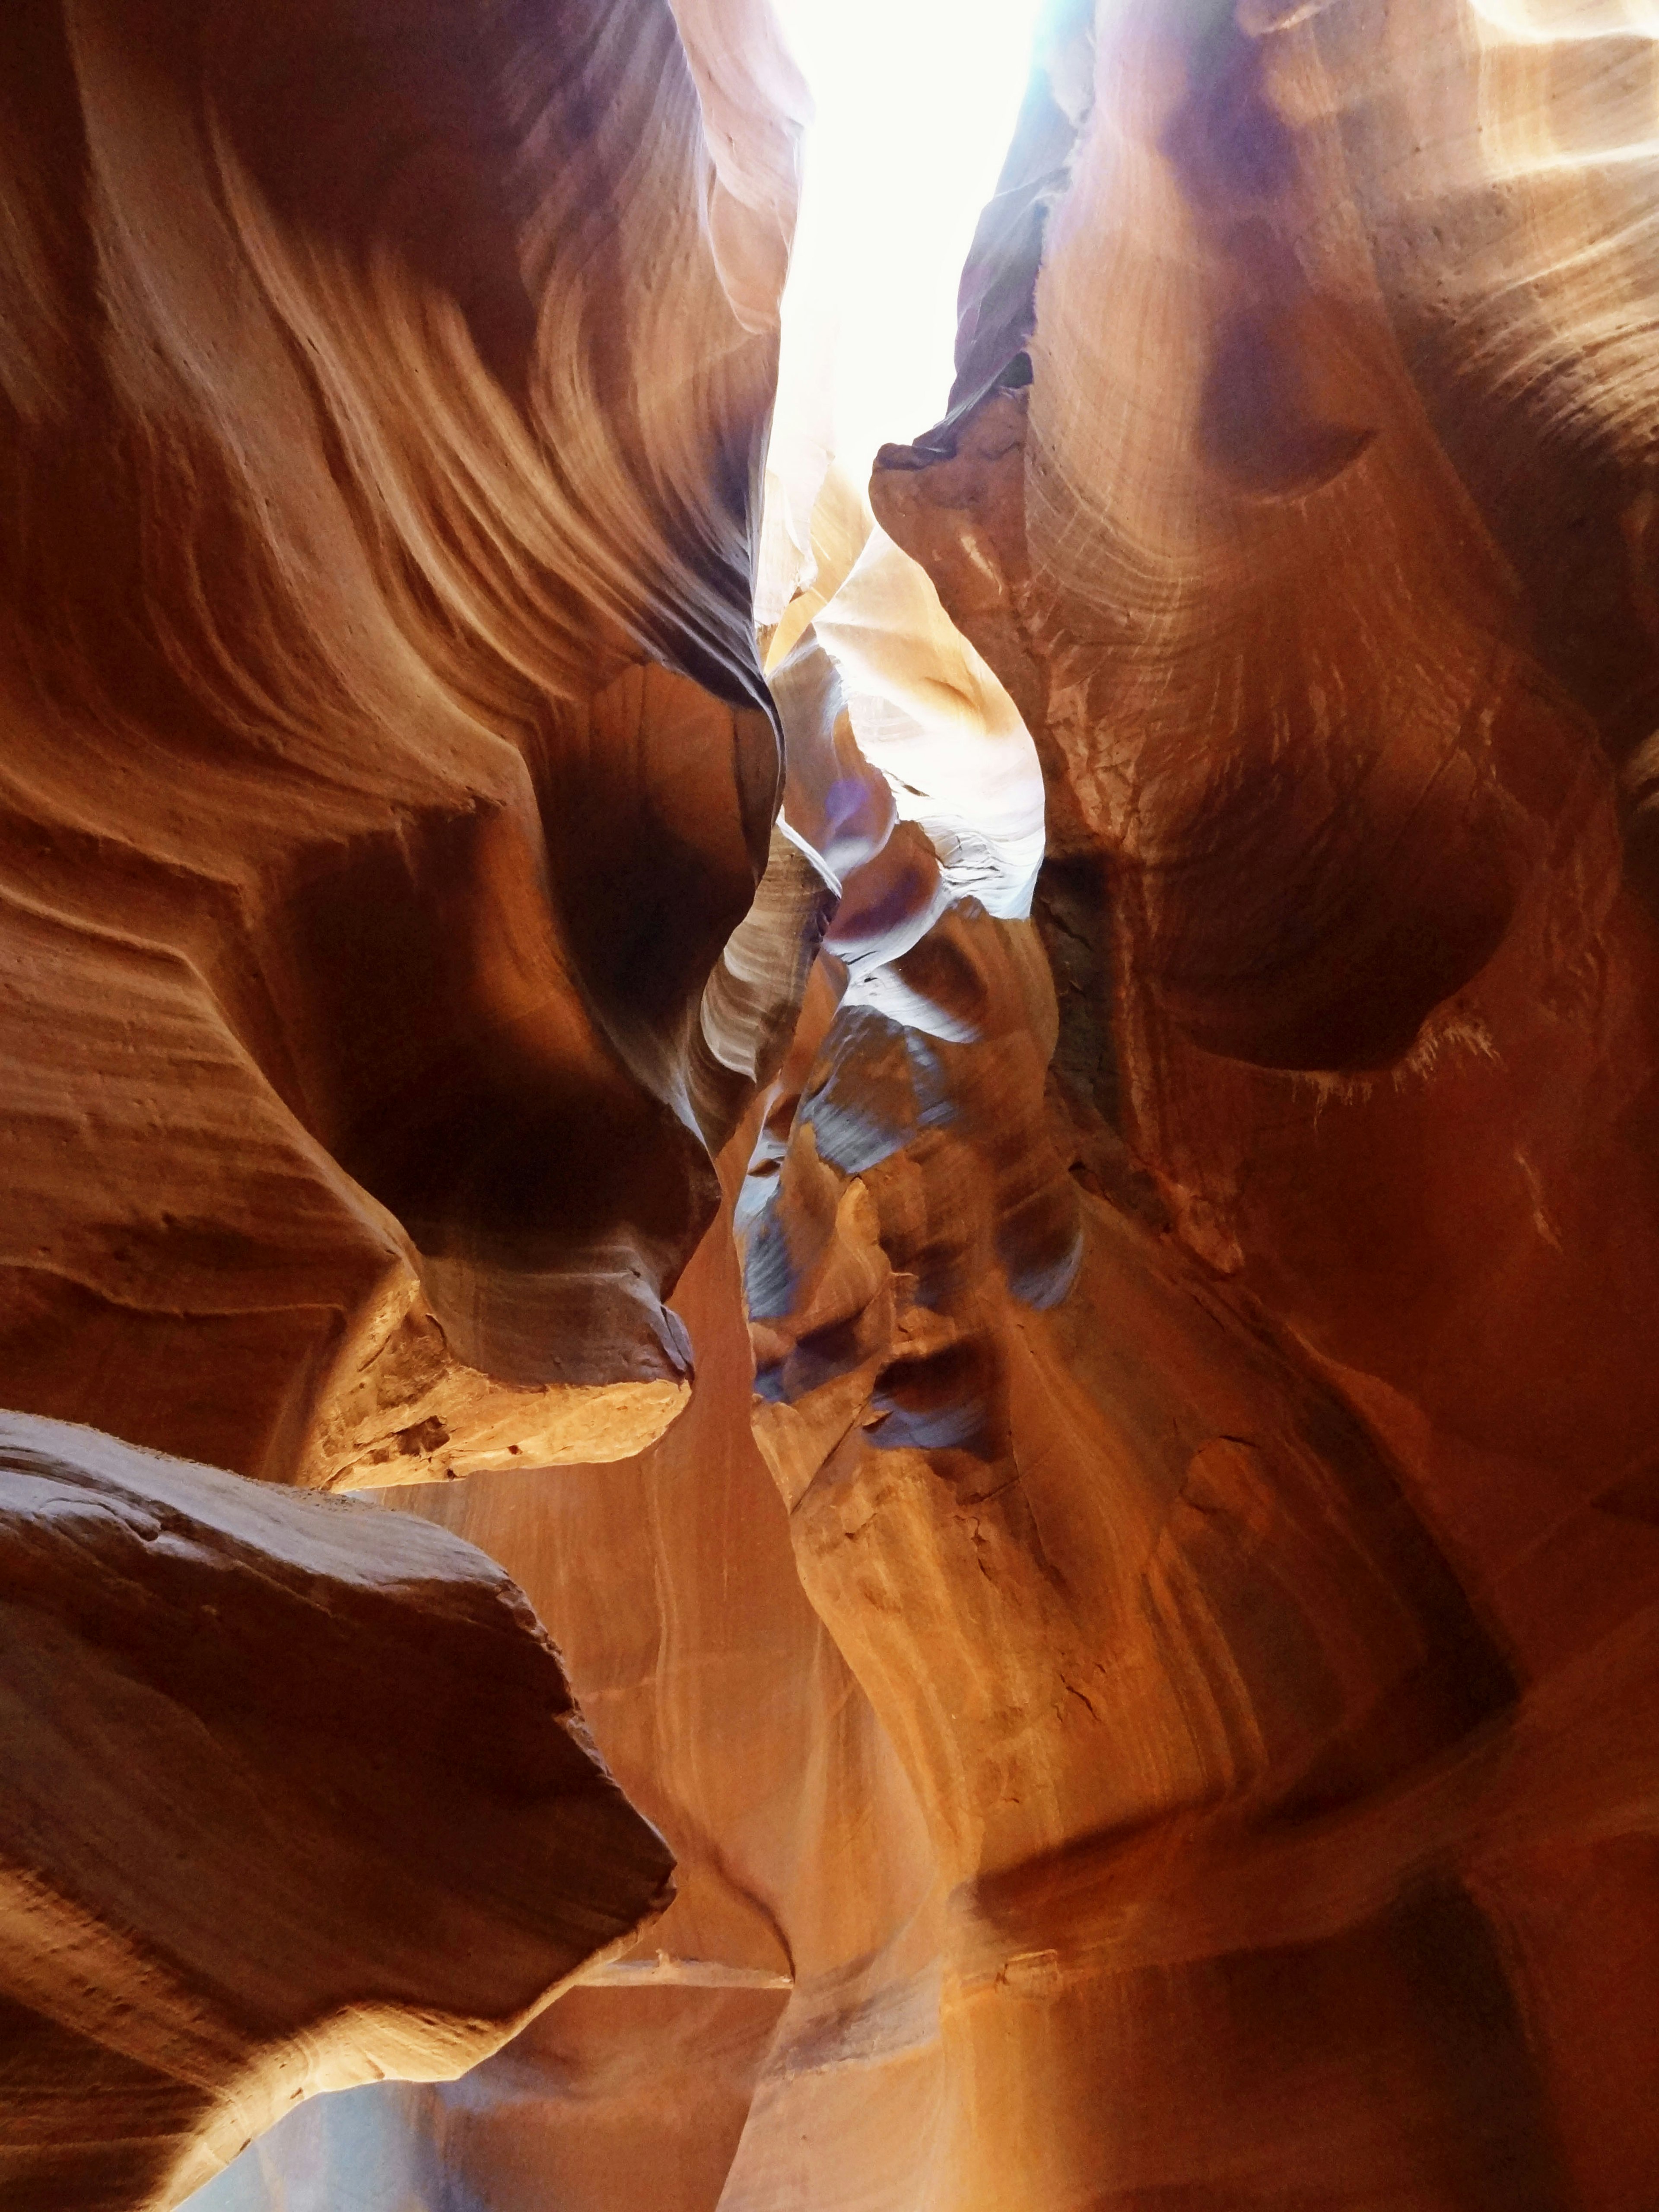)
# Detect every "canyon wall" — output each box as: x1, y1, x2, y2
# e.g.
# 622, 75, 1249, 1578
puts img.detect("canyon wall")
187, 1161, 950, 2212
0, 0, 809, 1487
7, 0, 1659, 2209
0, 2, 809, 2201
848, 0, 1659, 2199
